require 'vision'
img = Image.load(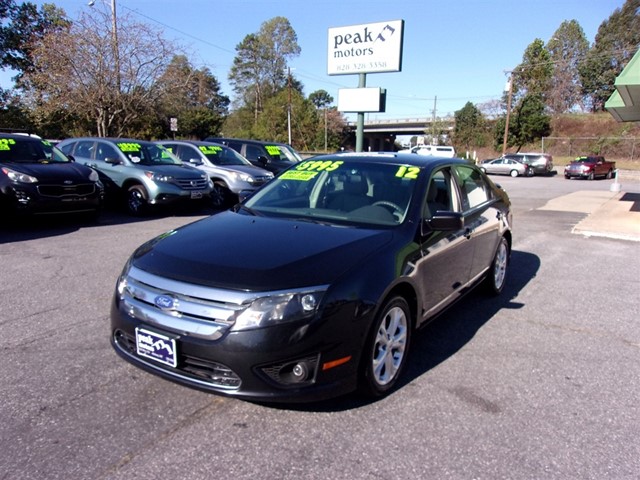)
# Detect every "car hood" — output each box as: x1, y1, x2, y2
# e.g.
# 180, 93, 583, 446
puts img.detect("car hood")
201, 163, 271, 178
132, 211, 394, 291
142, 163, 204, 178
2, 161, 93, 182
